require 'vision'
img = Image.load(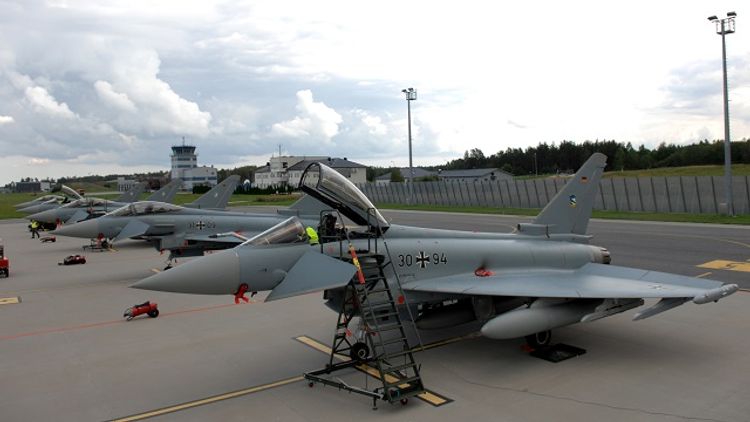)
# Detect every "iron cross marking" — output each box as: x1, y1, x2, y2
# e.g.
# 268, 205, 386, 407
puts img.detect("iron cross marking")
416, 251, 430, 269
195, 220, 206, 230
